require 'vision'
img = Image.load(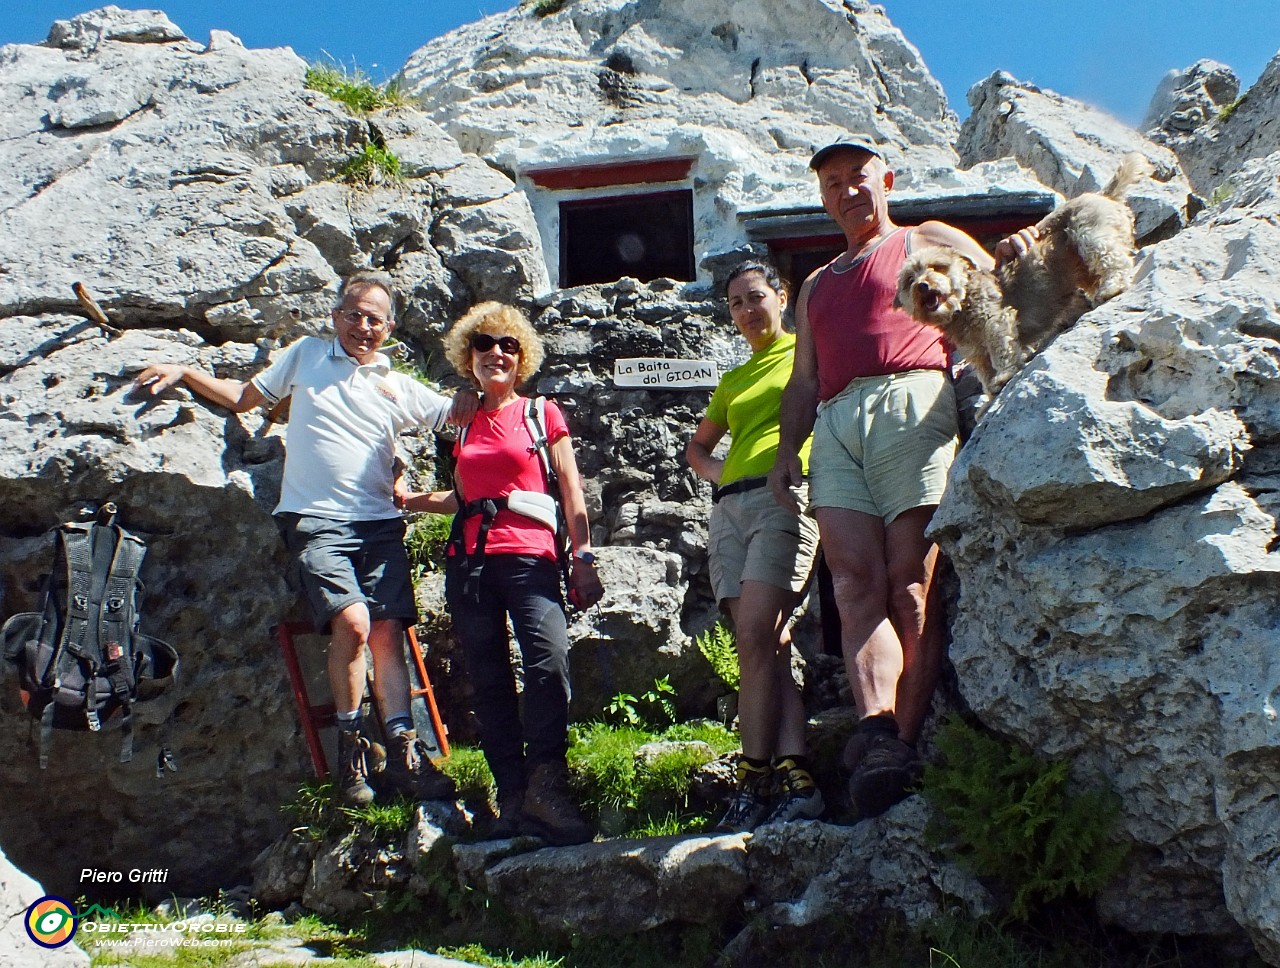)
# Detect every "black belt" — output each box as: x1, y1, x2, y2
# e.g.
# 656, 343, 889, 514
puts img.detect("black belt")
712, 476, 768, 504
